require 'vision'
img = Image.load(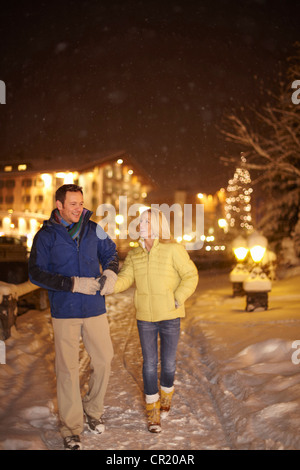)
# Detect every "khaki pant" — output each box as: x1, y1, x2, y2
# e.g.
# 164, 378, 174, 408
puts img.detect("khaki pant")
52, 314, 114, 438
